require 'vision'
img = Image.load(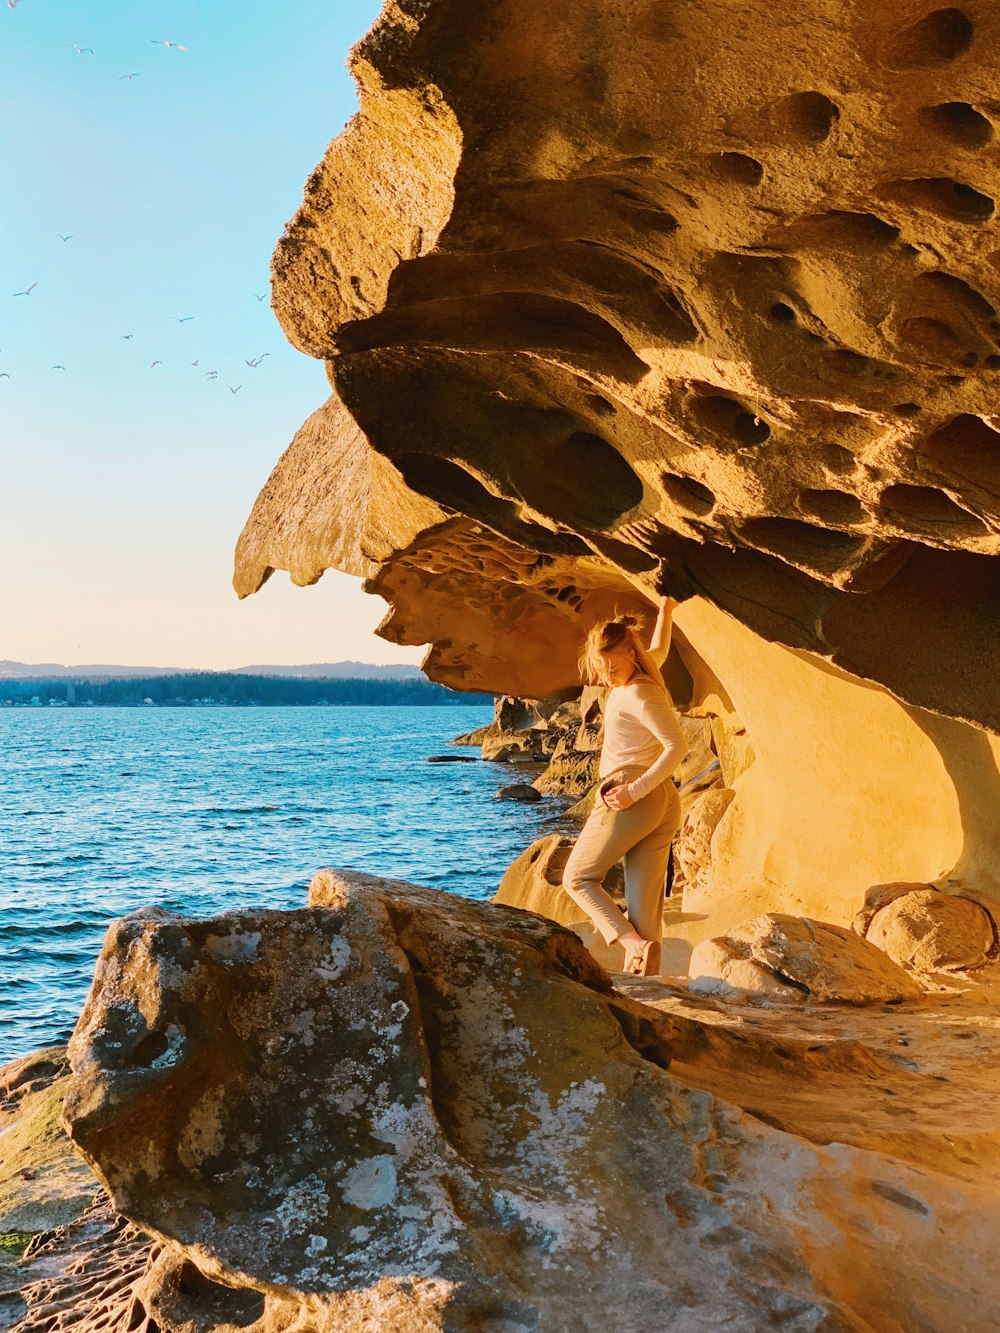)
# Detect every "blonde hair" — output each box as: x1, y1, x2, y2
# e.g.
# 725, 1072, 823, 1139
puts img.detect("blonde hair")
578, 611, 668, 693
